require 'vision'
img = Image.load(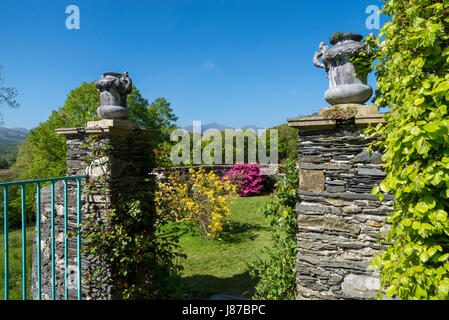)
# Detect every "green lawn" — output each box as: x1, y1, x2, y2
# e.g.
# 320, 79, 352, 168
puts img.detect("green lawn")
0, 228, 33, 300
173, 195, 274, 299
1, 196, 274, 300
